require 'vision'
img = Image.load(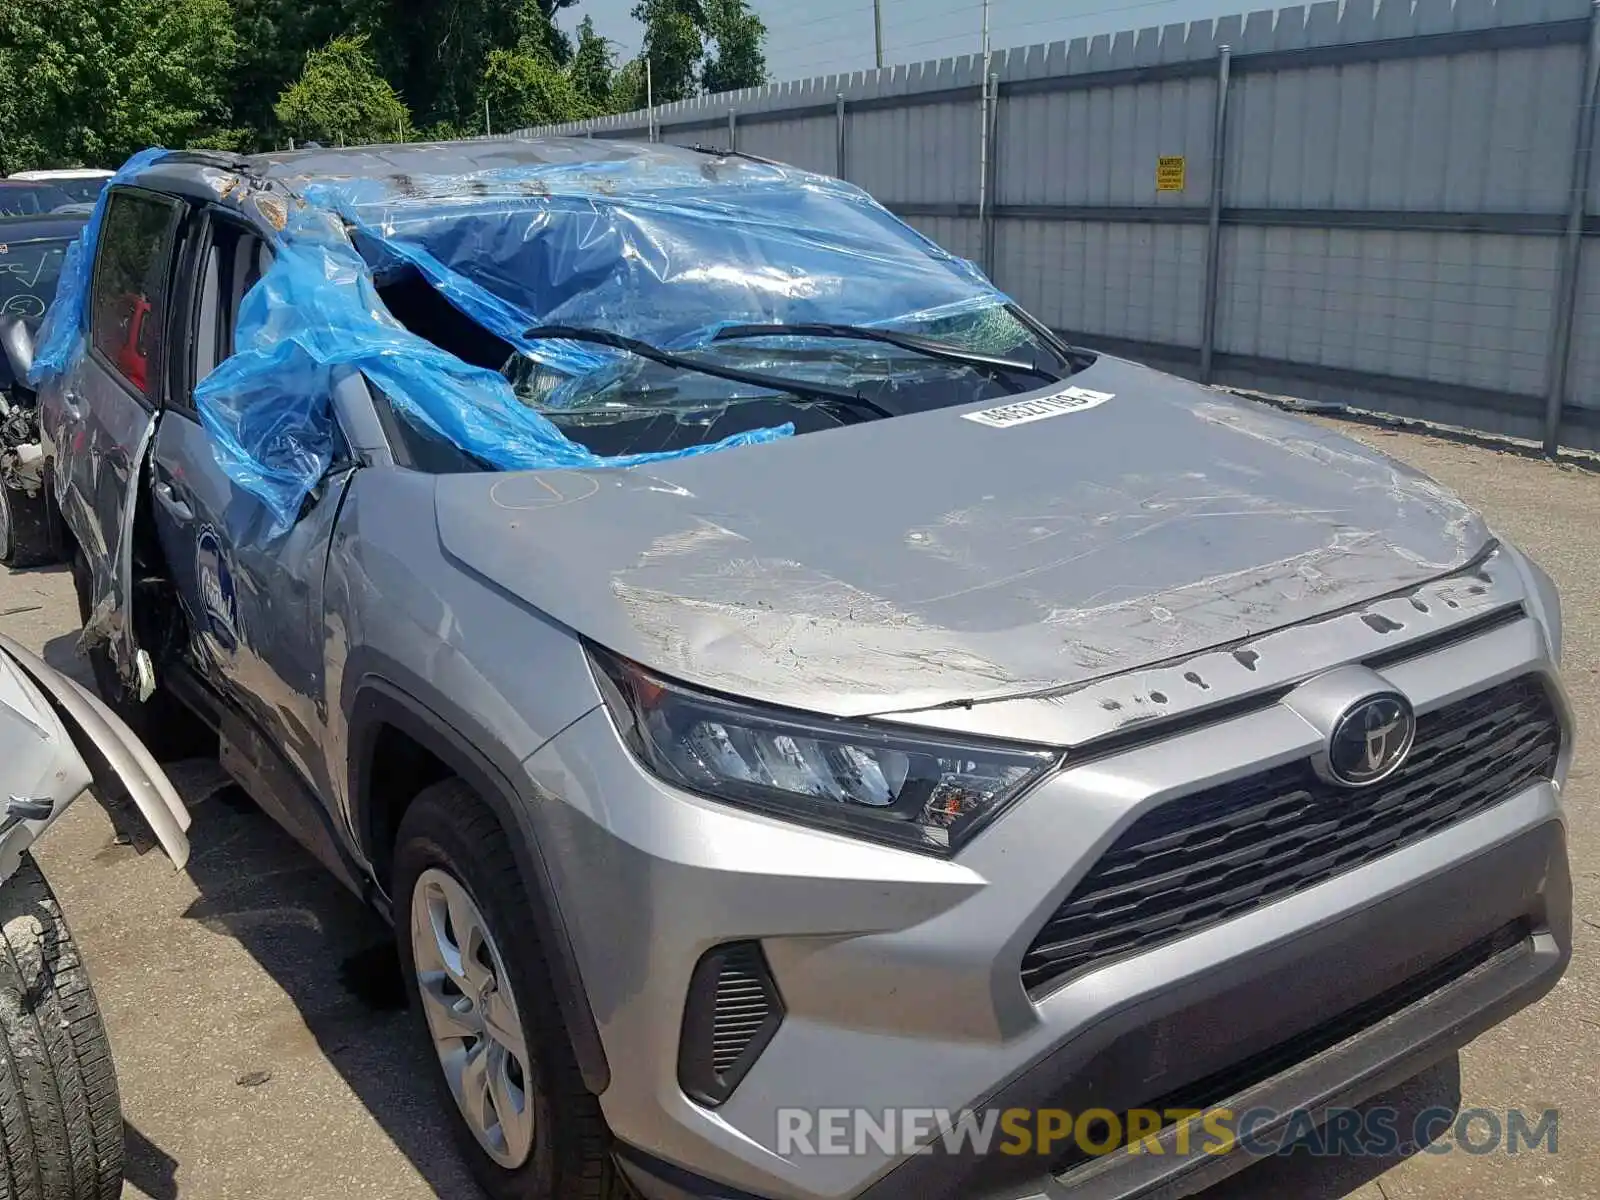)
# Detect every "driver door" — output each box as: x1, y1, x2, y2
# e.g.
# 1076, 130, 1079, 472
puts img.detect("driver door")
45, 186, 181, 683
148, 207, 356, 820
